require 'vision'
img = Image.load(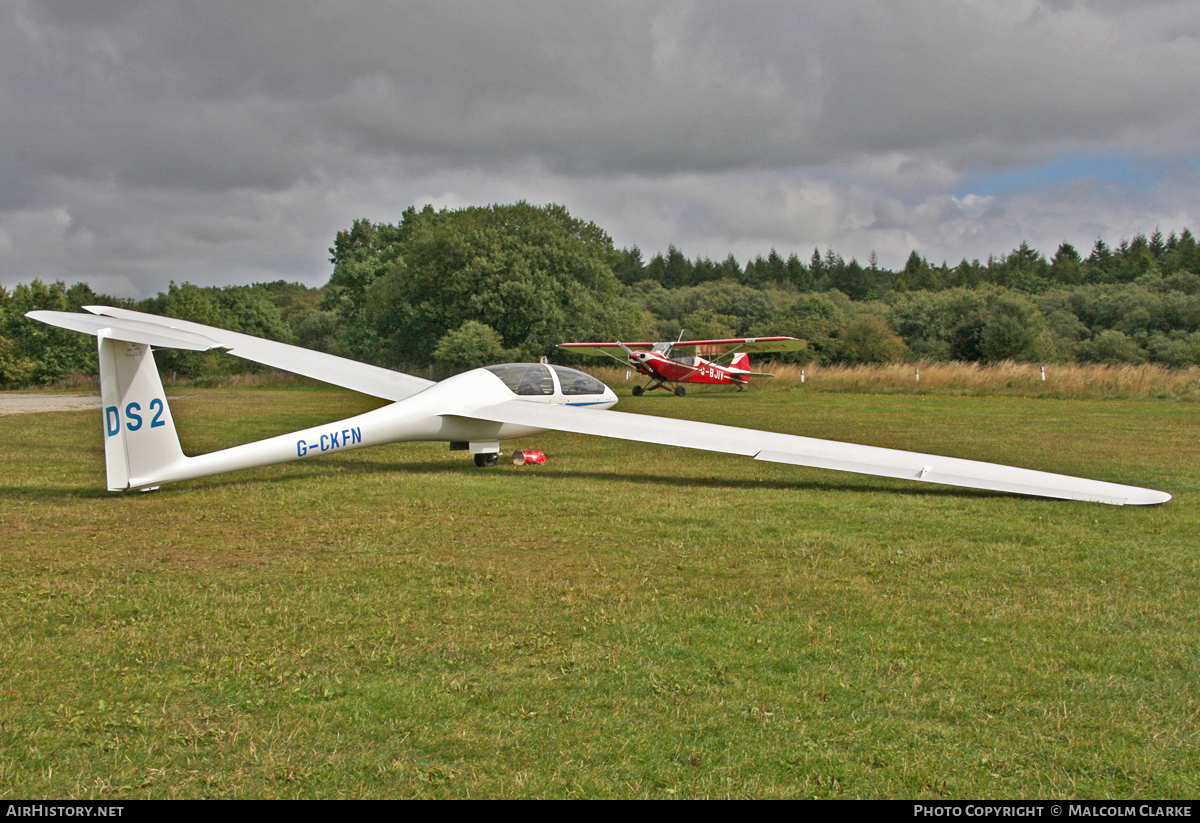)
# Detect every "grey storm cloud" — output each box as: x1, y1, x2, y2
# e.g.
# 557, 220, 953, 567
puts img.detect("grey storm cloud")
3, 0, 1200, 295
